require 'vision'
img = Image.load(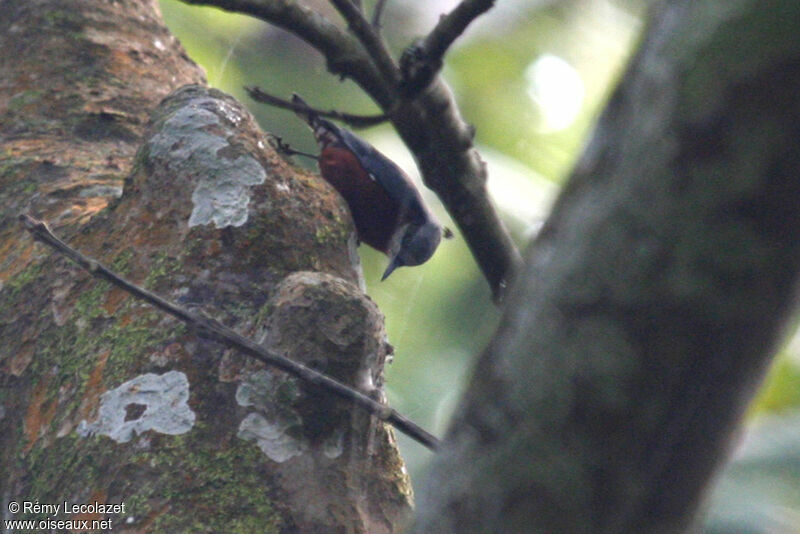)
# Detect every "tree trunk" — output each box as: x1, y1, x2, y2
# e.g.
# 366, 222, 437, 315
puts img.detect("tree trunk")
415, 1, 800, 533
0, 1, 411, 532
